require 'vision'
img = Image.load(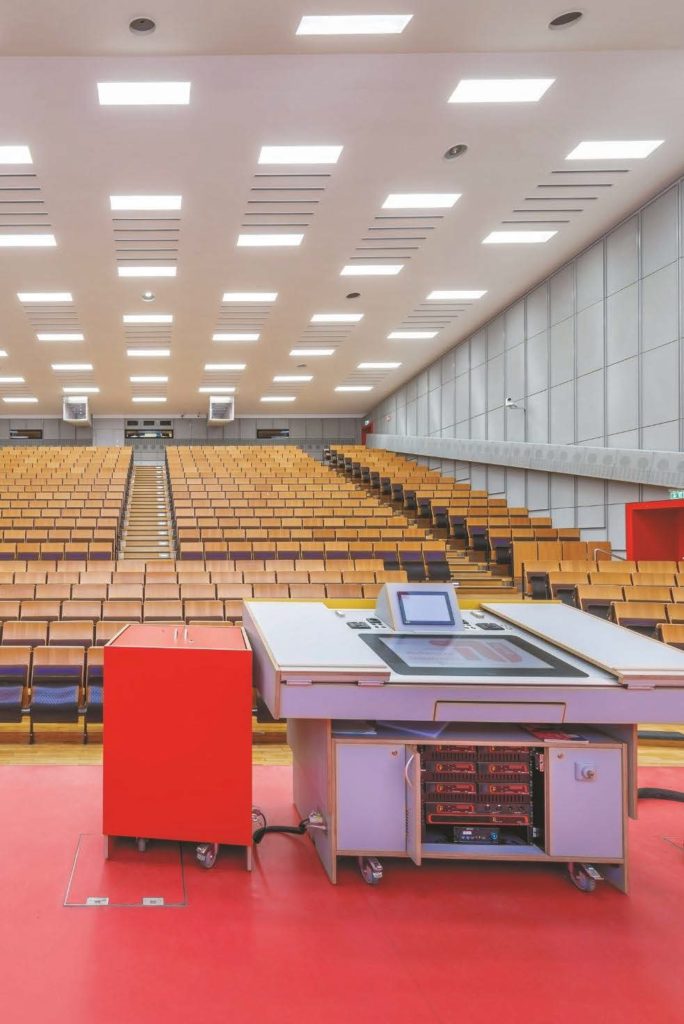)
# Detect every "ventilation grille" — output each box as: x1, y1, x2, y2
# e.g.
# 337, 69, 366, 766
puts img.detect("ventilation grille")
503, 168, 630, 226
0, 172, 51, 235
345, 209, 450, 267
239, 173, 332, 238
293, 319, 362, 353
214, 297, 276, 336
20, 296, 83, 335
113, 211, 180, 269
208, 396, 235, 423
